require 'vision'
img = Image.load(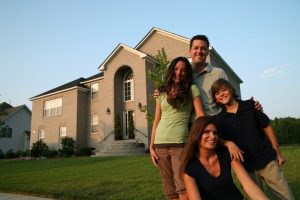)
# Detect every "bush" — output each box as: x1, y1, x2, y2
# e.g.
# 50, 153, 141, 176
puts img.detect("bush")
114, 113, 122, 140
5, 149, 16, 159
77, 147, 95, 156
30, 140, 49, 158
0, 149, 4, 159
47, 150, 59, 158
59, 137, 76, 157
16, 150, 25, 157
